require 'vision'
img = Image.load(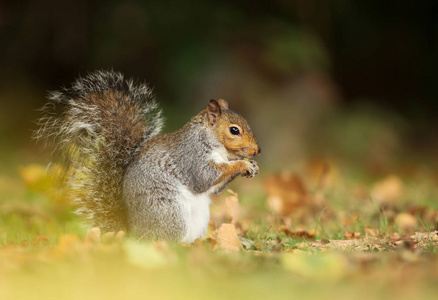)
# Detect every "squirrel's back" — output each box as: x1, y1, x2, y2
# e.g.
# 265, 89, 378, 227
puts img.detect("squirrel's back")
35, 70, 163, 231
